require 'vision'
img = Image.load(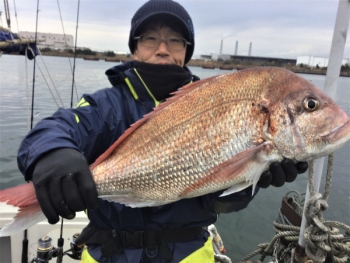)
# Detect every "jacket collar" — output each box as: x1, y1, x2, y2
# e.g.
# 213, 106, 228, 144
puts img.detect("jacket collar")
105, 60, 197, 88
